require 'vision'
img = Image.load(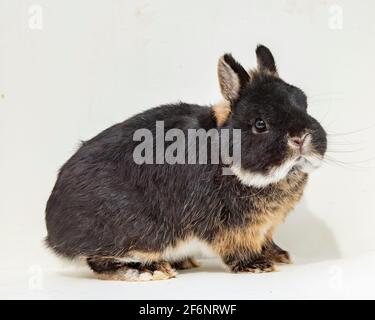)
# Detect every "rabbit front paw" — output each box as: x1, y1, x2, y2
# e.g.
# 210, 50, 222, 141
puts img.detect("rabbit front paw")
229, 257, 277, 273
264, 241, 292, 264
